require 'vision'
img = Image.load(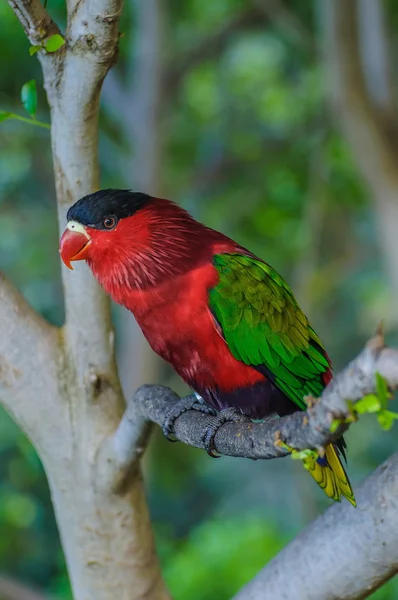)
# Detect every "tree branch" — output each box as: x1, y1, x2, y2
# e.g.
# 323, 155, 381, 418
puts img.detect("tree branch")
0, 273, 62, 447
7, 0, 60, 45
97, 406, 153, 493
104, 332, 398, 490
67, 0, 123, 55
233, 450, 398, 600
